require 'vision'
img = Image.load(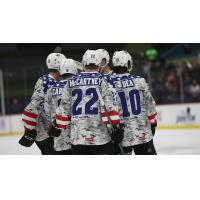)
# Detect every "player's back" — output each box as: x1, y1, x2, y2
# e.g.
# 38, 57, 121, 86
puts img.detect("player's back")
46, 79, 68, 120
66, 72, 113, 145
112, 73, 156, 146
